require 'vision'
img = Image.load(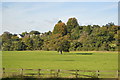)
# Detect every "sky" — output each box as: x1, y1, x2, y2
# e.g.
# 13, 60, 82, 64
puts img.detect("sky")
0, 2, 118, 34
